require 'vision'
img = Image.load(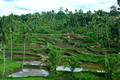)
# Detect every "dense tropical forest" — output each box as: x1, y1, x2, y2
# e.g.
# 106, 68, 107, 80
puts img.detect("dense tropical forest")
0, 5, 120, 80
